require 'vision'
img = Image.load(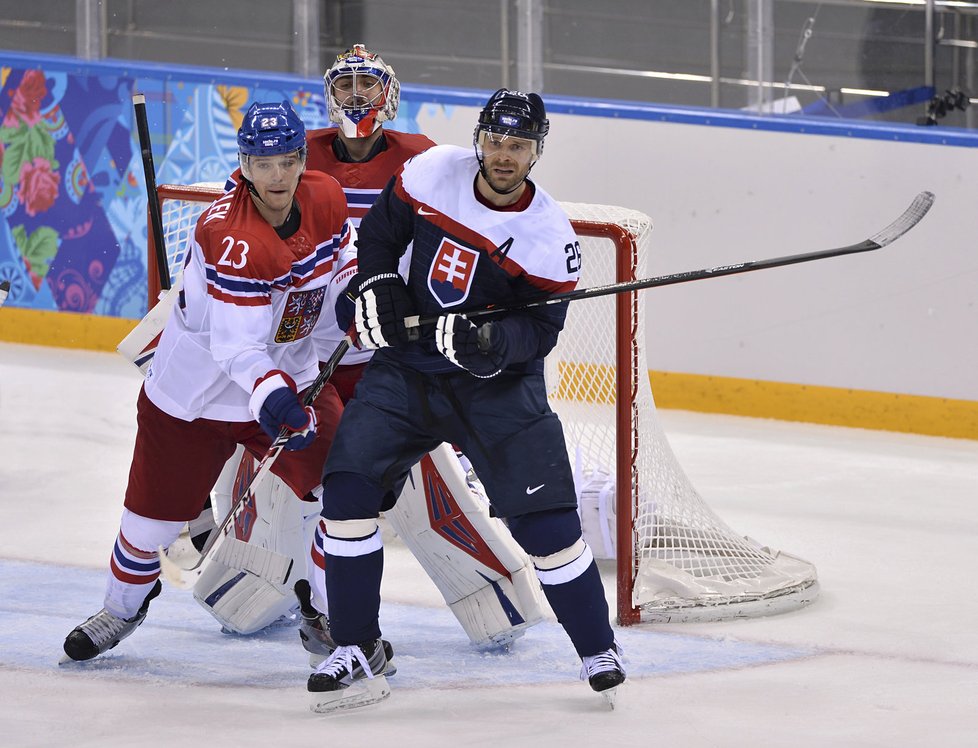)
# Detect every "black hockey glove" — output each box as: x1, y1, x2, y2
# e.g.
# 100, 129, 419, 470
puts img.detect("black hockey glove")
353, 273, 419, 349
435, 314, 507, 378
